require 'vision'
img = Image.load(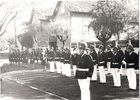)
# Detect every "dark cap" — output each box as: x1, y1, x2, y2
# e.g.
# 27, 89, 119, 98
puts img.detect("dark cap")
113, 47, 118, 52
99, 45, 104, 50
90, 45, 94, 50
127, 45, 134, 51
